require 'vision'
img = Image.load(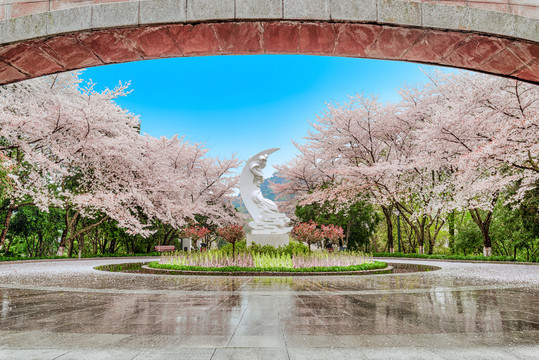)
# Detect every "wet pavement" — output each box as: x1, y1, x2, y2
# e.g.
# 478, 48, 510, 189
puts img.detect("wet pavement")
0, 258, 537, 359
